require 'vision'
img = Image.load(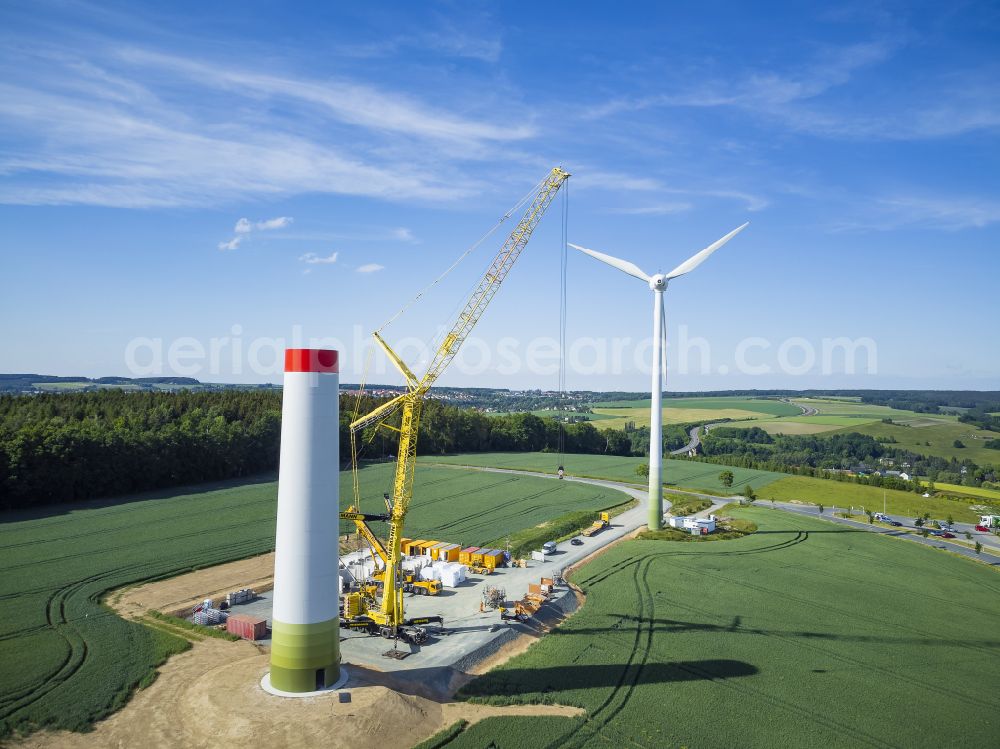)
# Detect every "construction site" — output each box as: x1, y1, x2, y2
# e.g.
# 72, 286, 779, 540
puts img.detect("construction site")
128, 168, 630, 689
